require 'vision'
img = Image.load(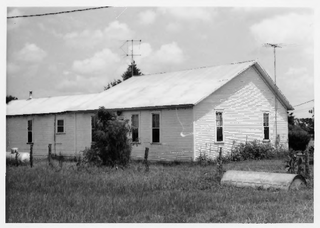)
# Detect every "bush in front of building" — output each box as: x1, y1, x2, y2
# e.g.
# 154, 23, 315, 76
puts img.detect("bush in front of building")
87, 107, 132, 167
289, 126, 311, 151
230, 140, 278, 161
